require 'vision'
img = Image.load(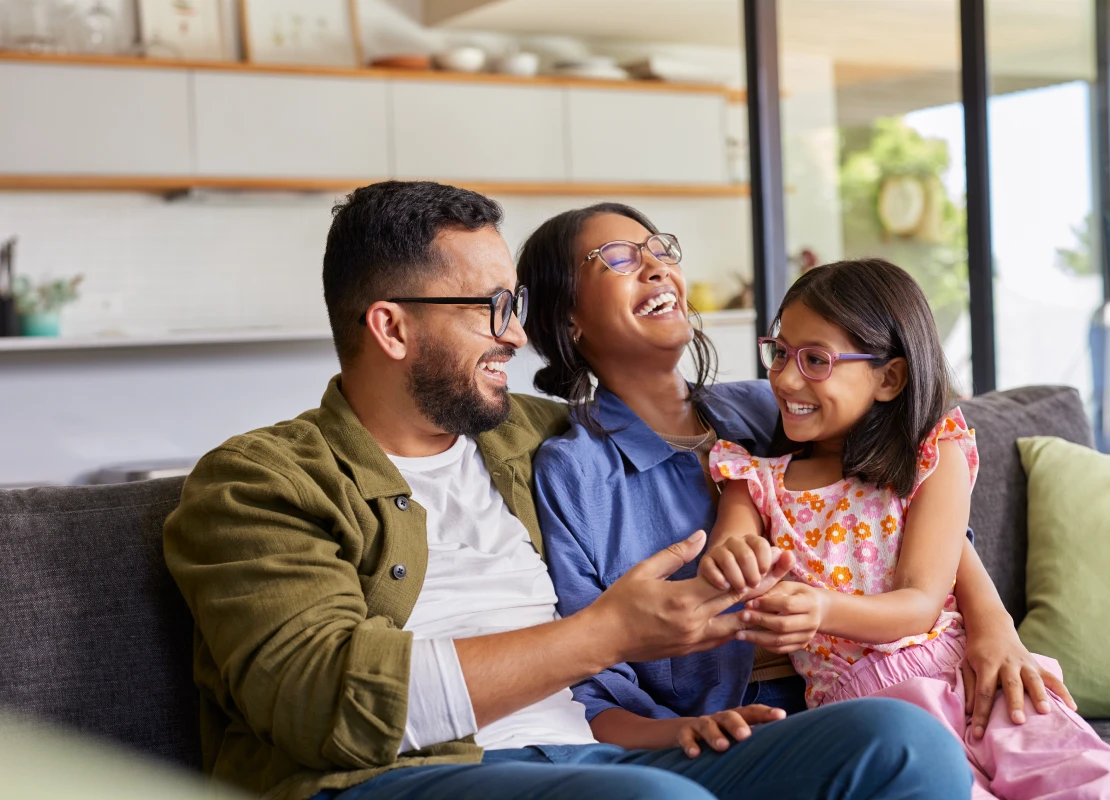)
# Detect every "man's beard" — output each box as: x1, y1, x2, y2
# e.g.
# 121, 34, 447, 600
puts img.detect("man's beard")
407, 337, 513, 437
